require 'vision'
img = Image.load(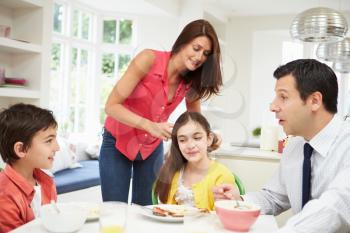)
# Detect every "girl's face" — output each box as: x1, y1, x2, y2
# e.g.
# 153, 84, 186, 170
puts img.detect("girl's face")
176, 120, 213, 164
179, 36, 212, 71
